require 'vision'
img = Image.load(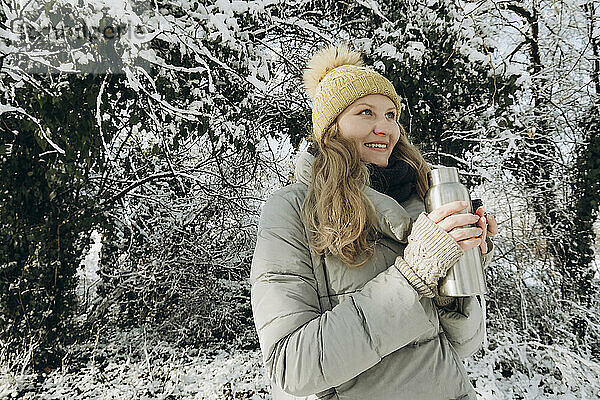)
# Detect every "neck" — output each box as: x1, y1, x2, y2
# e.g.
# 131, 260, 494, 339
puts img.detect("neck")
306, 142, 417, 203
